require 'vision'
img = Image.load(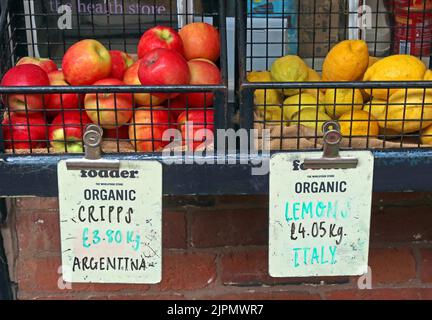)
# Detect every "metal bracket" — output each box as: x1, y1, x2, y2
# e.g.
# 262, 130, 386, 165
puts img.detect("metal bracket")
303, 121, 358, 170
65, 124, 120, 170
